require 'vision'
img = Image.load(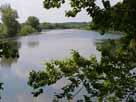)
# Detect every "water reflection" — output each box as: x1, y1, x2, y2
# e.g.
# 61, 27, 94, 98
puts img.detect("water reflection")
0, 30, 122, 102
0, 40, 20, 68
0, 57, 18, 68
28, 37, 136, 102
0, 40, 21, 99
27, 41, 39, 48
